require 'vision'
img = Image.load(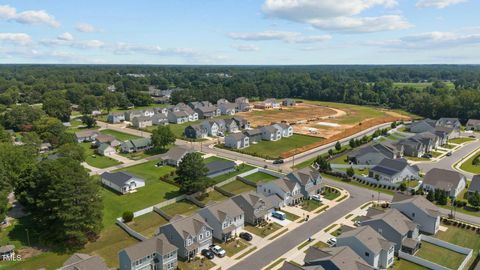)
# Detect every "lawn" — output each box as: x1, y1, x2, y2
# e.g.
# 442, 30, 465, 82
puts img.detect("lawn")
100, 129, 141, 141
220, 180, 256, 195
434, 225, 480, 269
322, 189, 341, 201
203, 155, 231, 164
402, 180, 420, 188
80, 142, 122, 169
195, 190, 228, 204
283, 210, 301, 221
126, 212, 168, 238
321, 173, 396, 196
330, 154, 349, 165
449, 137, 476, 144
243, 171, 278, 183
219, 238, 251, 257
244, 223, 283, 238
431, 151, 443, 158
390, 260, 428, 270
441, 144, 456, 149
311, 240, 329, 249
405, 156, 430, 162
416, 241, 466, 269
177, 259, 216, 270
460, 152, 480, 174
301, 200, 323, 212
210, 164, 255, 185
159, 200, 200, 217
233, 134, 322, 160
